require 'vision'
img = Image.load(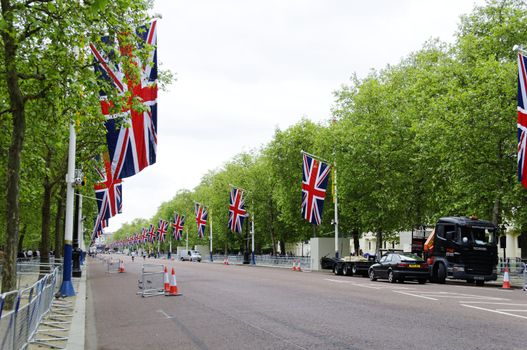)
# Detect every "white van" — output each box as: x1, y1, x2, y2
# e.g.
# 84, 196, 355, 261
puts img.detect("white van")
180, 250, 202, 262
